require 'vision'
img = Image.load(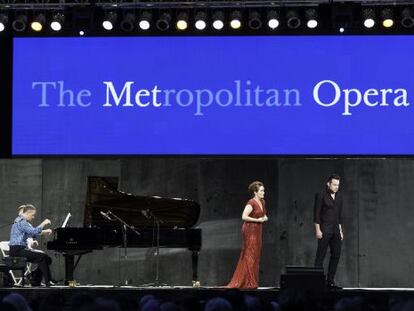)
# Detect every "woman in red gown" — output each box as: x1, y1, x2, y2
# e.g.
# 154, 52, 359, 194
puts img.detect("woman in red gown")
226, 181, 268, 289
